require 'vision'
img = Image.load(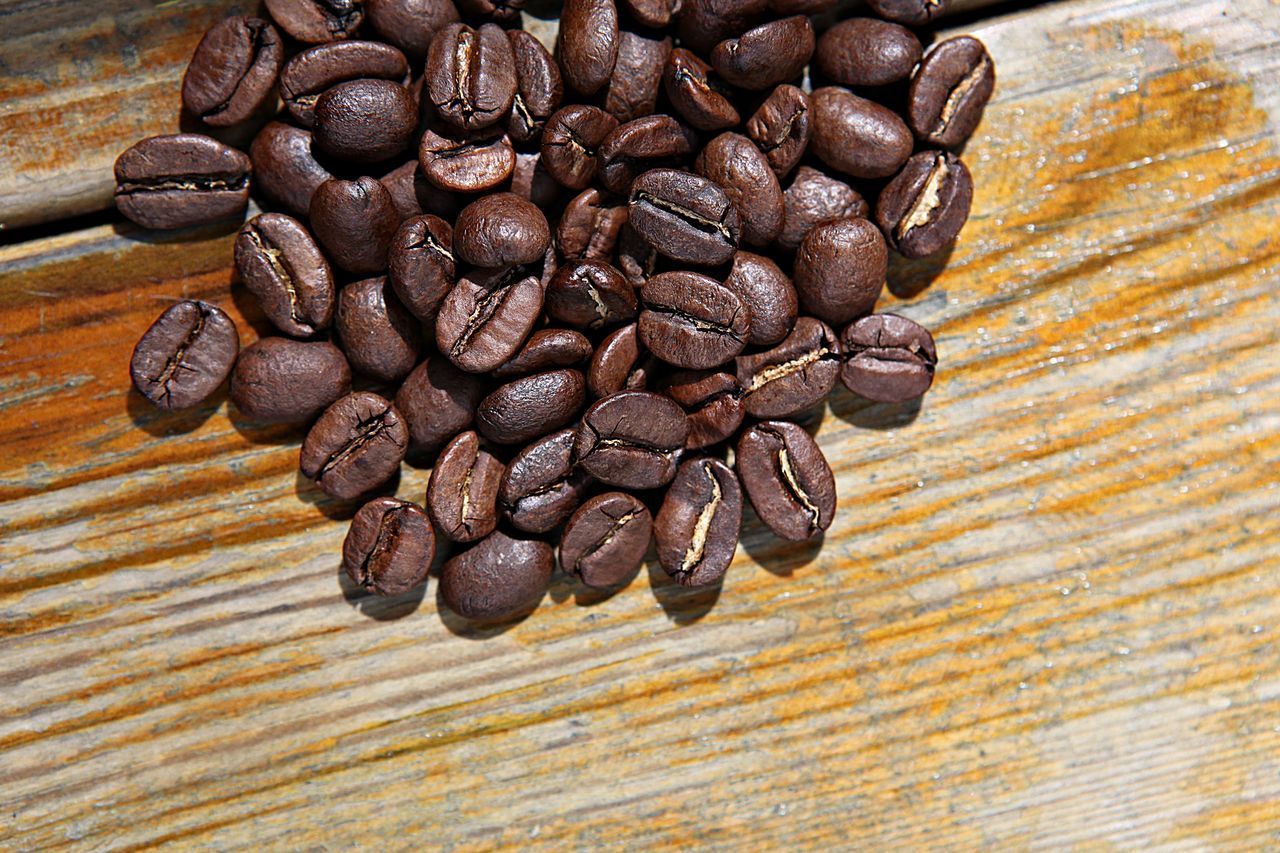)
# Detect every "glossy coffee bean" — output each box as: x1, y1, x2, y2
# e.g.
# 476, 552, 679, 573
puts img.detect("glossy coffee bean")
676, 0, 769, 55
559, 492, 652, 589
736, 421, 835, 541
426, 23, 517, 133
744, 85, 811, 179
588, 323, 655, 398
597, 115, 697, 195
426, 430, 504, 543
866, 0, 950, 27
476, 369, 586, 445
778, 166, 869, 252
556, 189, 628, 260
815, 18, 921, 88
663, 48, 739, 133
114, 134, 251, 230
507, 30, 563, 145
388, 214, 455, 324
736, 316, 840, 418
314, 79, 417, 163
499, 429, 591, 533
695, 132, 784, 247
453, 193, 551, 269
661, 370, 745, 449
366, 0, 460, 60
722, 251, 796, 347
839, 313, 937, 402
810, 86, 913, 180
394, 356, 485, 452
235, 213, 335, 338
602, 30, 671, 124
342, 498, 435, 596
336, 277, 421, 382
300, 392, 408, 500
436, 267, 544, 373
540, 105, 619, 191
654, 457, 741, 587
547, 260, 637, 329
793, 216, 886, 325
908, 36, 996, 150
457, 0, 525, 22
230, 337, 351, 423
877, 151, 973, 259
182, 16, 282, 127
628, 169, 740, 266
639, 271, 750, 369
280, 41, 409, 127
619, 0, 680, 28
556, 0, 620, 96
130, 301, 240, 411
309, 177, 400, 275
440, 530, 553, 622
709, 15, 813, 91
265, 0, 364, 43
574, 391, 688, 489
616, 223, 658, 288
418, 125, 516, 193
249, 123, 333, 217
494, 328, 593, 378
